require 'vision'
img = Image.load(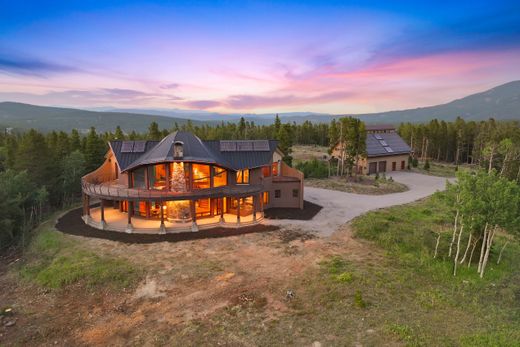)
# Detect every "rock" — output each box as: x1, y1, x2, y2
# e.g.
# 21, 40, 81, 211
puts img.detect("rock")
366, 329, 375, 334
286, 290, 295, 300
4, 320, 16, 327
312, 342, 322, 347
